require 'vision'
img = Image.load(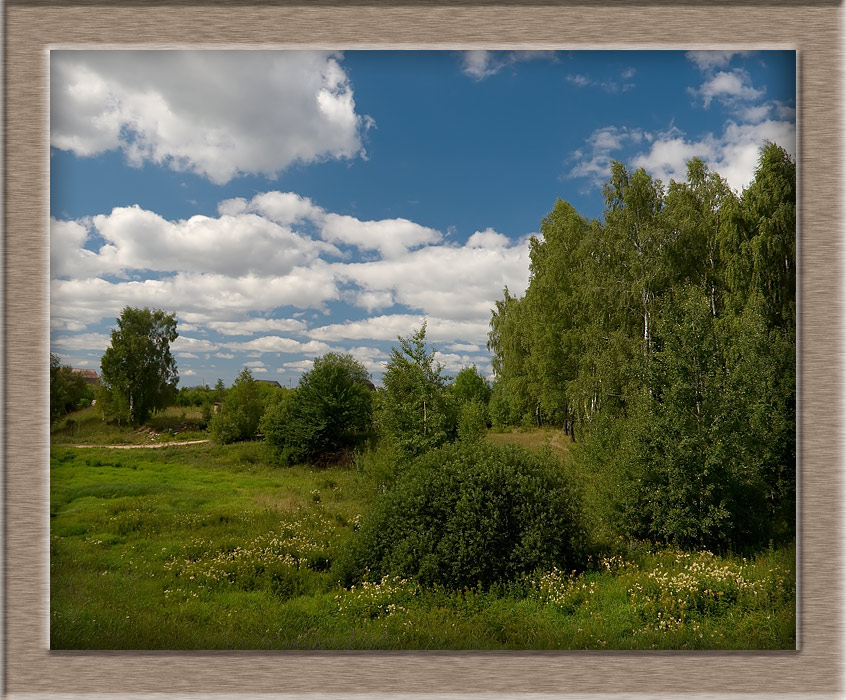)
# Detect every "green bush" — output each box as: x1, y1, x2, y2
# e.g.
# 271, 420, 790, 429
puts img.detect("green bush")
339, 442, 586, 590
261, 354, 373, 466
458, 400, 488, 443
209, 368, 265, 444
